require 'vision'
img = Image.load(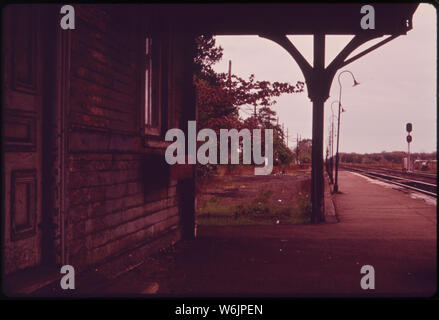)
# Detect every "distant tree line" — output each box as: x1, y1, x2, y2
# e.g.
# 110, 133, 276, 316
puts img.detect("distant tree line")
338, 151, 437, 165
